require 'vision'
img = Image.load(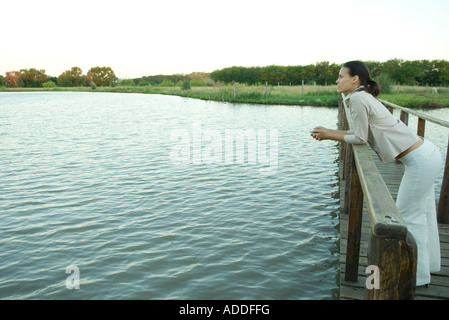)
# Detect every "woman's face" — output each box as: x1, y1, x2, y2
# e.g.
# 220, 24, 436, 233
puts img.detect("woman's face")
336, 67, 359, 94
